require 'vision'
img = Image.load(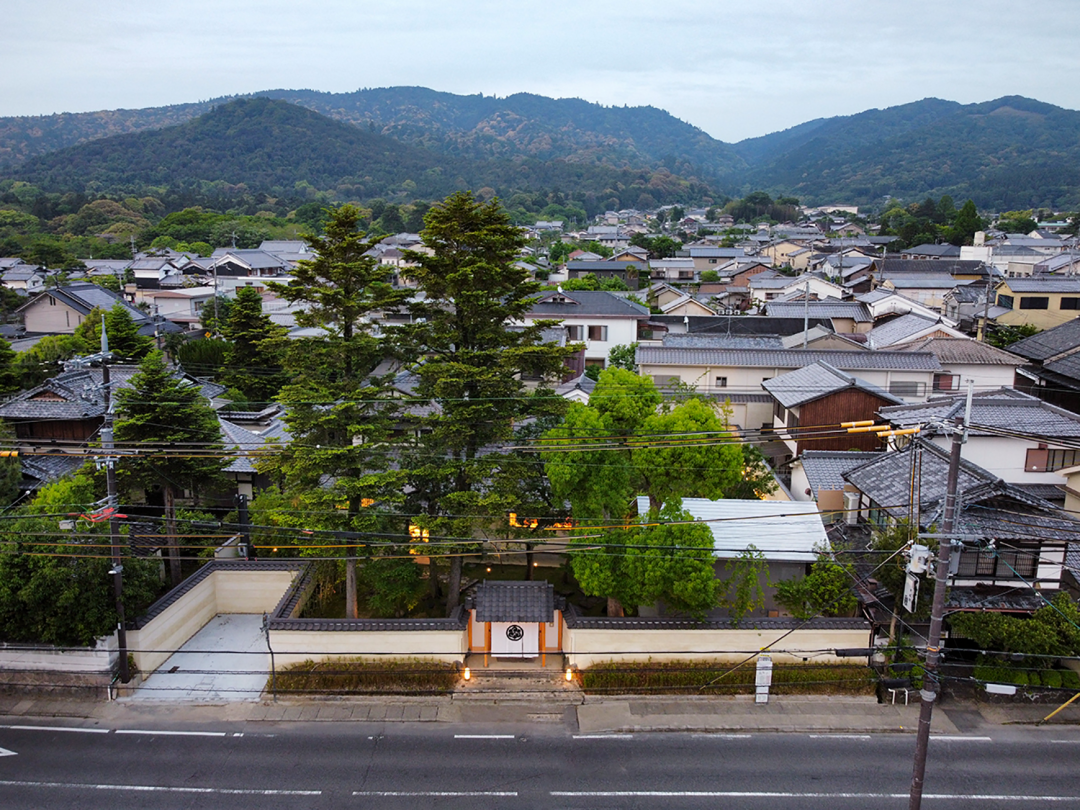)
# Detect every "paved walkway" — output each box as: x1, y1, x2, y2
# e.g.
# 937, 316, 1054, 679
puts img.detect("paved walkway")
125, 614, 268, 702
2, 690, 1078, 733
